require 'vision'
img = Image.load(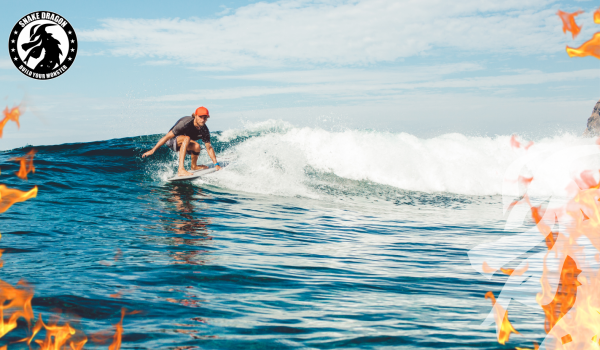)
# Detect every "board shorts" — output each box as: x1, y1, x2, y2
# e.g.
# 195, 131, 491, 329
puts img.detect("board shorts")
166, 137, 200, 155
